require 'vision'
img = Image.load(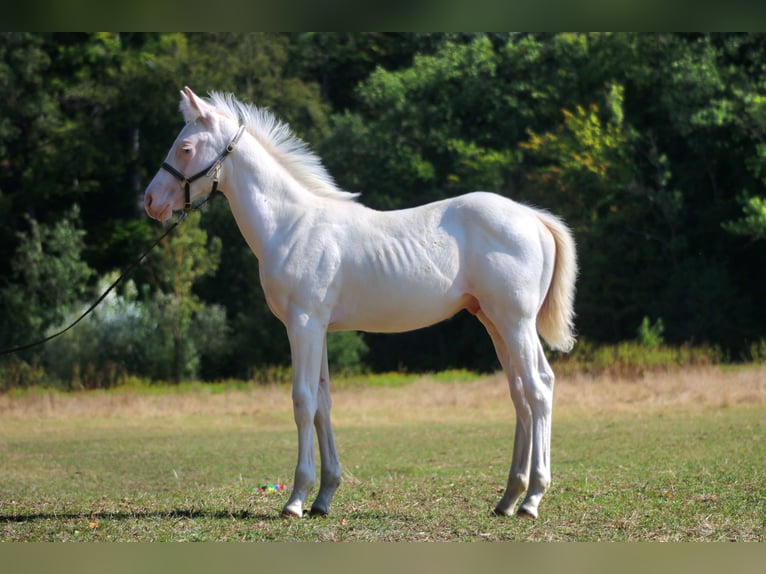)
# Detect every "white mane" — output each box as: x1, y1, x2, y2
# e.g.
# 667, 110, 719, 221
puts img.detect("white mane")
206, 92, 359, 202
